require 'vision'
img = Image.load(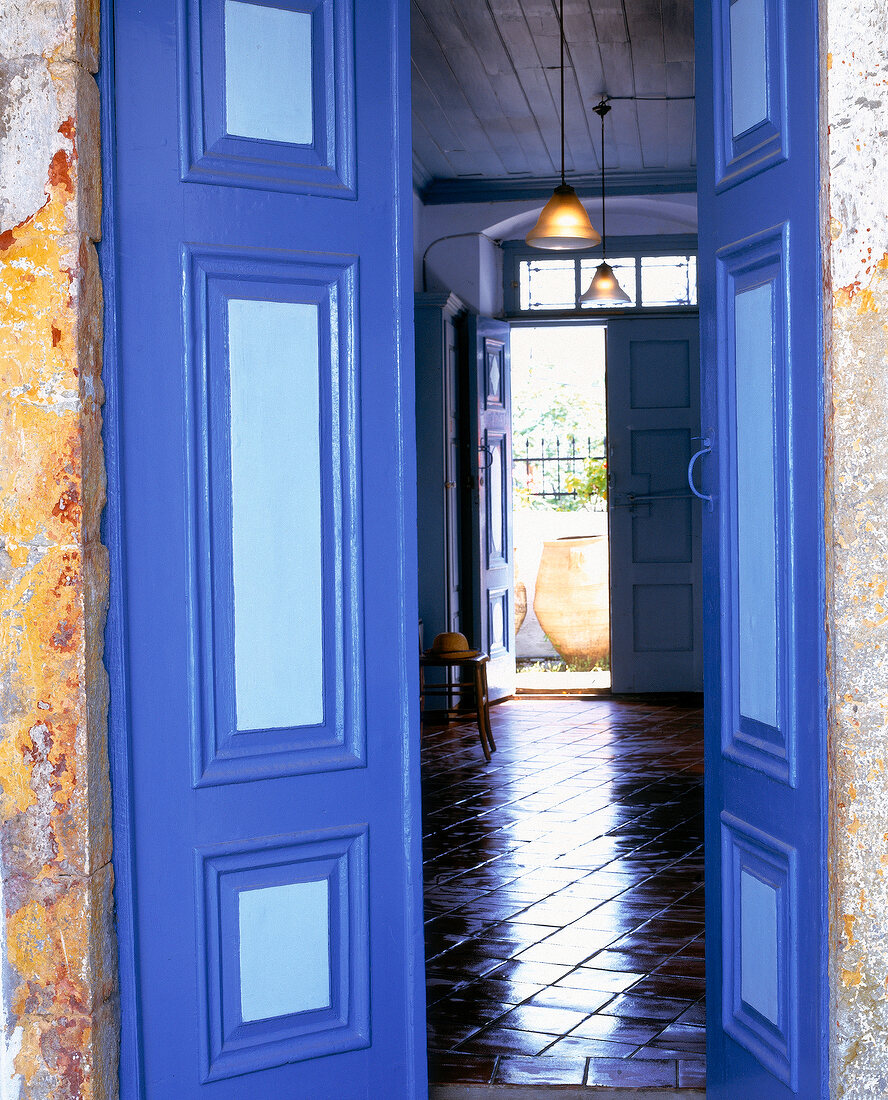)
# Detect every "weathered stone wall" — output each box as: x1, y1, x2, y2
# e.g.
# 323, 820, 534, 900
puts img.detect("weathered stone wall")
0, 2, 116, 1098
825, 2, 888, 1096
